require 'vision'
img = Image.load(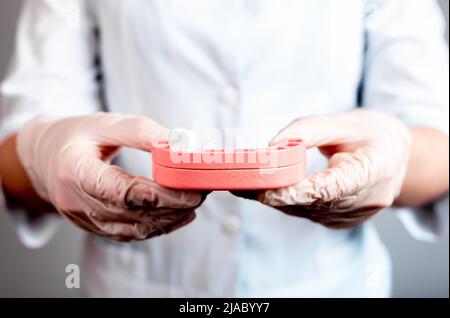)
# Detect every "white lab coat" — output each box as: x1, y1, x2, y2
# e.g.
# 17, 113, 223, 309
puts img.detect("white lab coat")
0, 0, 448, 297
